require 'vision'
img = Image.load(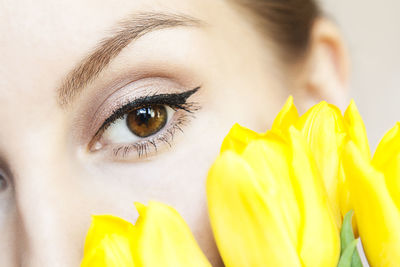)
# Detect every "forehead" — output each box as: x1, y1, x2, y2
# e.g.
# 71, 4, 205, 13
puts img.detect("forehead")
0, 0, 220, 97
0, 0, 208, 50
